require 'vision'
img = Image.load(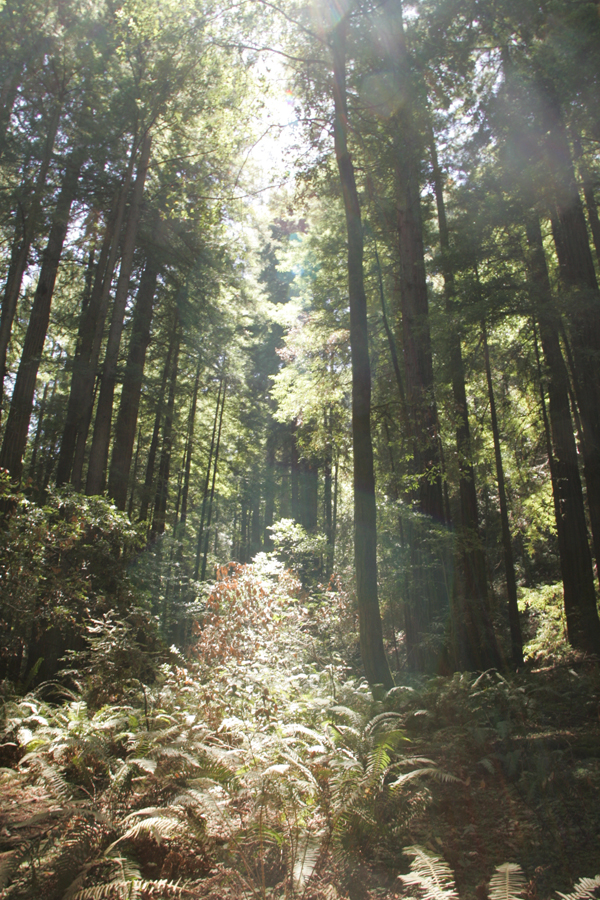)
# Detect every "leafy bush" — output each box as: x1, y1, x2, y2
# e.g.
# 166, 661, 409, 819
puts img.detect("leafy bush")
267, 517, 328, 584
0, 477, 146, 686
